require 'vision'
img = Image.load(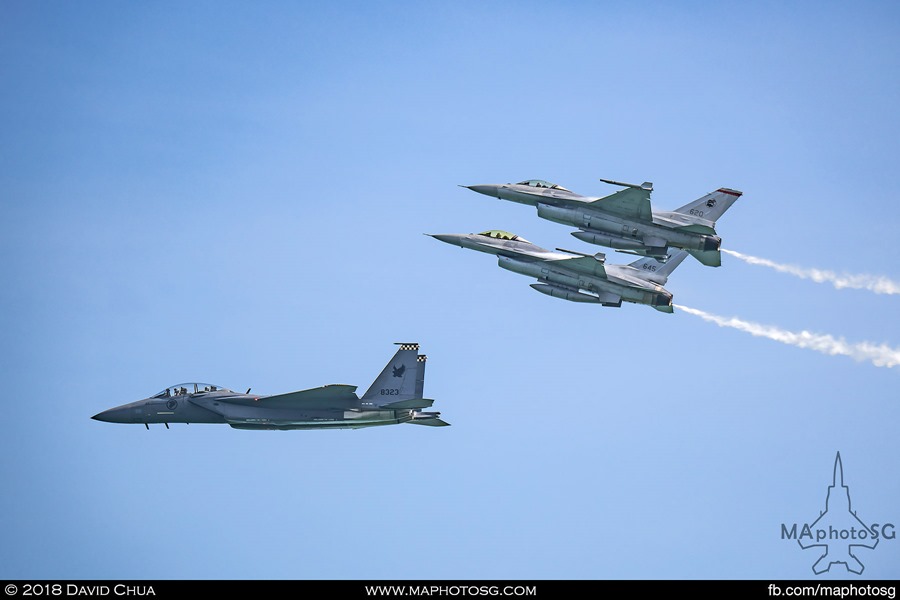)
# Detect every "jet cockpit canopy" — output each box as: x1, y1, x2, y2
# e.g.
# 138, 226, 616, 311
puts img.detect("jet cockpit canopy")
152, 383, 233, 398
515, 179, 571, 192
477, 230, 529, 243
